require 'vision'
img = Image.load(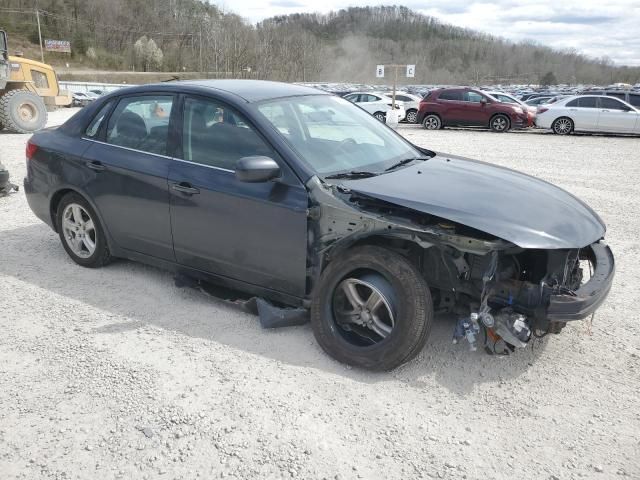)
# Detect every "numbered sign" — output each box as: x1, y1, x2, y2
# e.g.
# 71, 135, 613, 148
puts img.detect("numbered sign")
406, 64, 415, 78
376, 65, 385, 78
